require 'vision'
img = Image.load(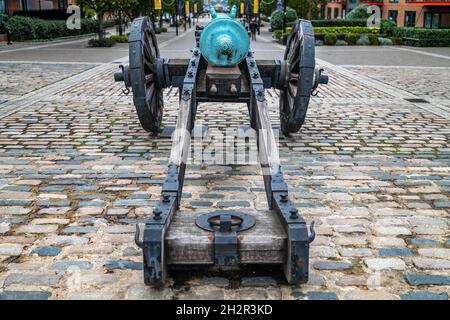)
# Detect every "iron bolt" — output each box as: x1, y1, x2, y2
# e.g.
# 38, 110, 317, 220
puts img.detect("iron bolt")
247, 51, 252, 57
162, 195, 170, 202
191, 60, 196, 66
153, 208, 162, 220
249, 61, 255, 67
188, 71, 193, 77
280, 194, 288, 202
252, 72, 258, 79
193, 50, 199, 56
183, 89, 190, 95
289, 207, 298, 219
